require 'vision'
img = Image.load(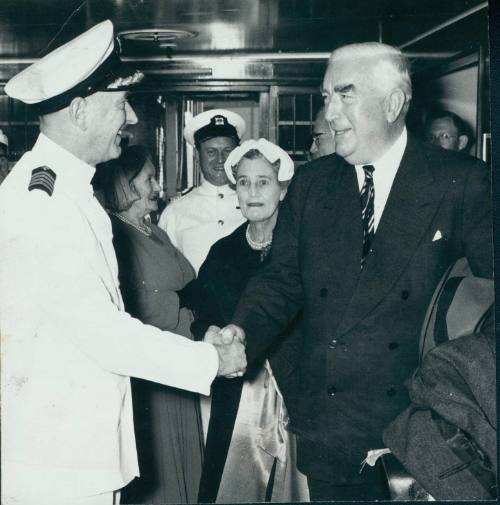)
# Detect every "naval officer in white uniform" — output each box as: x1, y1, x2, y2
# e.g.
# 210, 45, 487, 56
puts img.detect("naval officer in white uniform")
158, 109, 247, 274
0, 20, 246, 505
